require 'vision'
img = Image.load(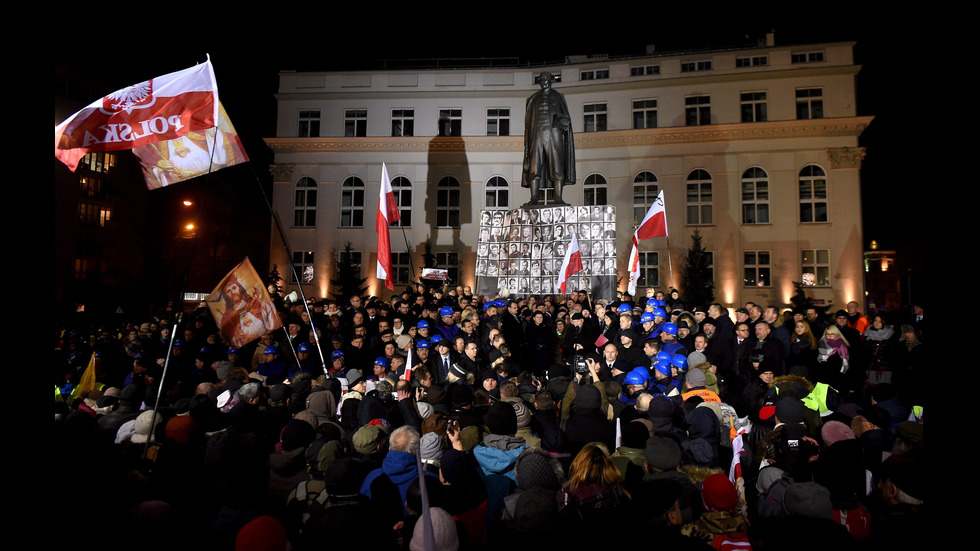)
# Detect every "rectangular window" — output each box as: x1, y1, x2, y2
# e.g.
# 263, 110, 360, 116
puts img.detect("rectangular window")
79, 176, 106, 200
439, 108, 462, 136
435, 252, 460, 285
681, 60, 712, 72
736, 55, 769, 68
792, 51, 825, 64
389, 177, 412, 227
636, 251, 659, 289
740, 91, 768, 123
630, 64, 660, 76
685, 95, 711, 126
801, 249, 831, 287
633, 178, 660, 223
298, 109, 320, 137
686, 181, 712, 225
437, 177, 461, 228
741, 169, 770, 224
292, 251, 315, 284
583, 103, 607, 132
74, 258, 105, 280
800, 176, 829, 223
392, 252, 412, 284
743, 251, 771, 287
340, 179, 364, 227
344, 109, 367, 137
704, 251, 714, 283
486, 108, 510, 136
391, 109, 414, 137
580, 68, 610, 81
632, 99, 658, 129
82, 152, 115, 174
796, 88, 824, 120
78, 203, 111, 227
